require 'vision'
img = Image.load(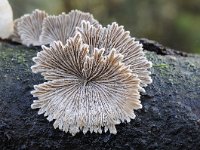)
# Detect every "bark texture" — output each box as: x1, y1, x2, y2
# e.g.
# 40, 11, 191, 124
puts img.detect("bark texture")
0, 39, 200, 150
